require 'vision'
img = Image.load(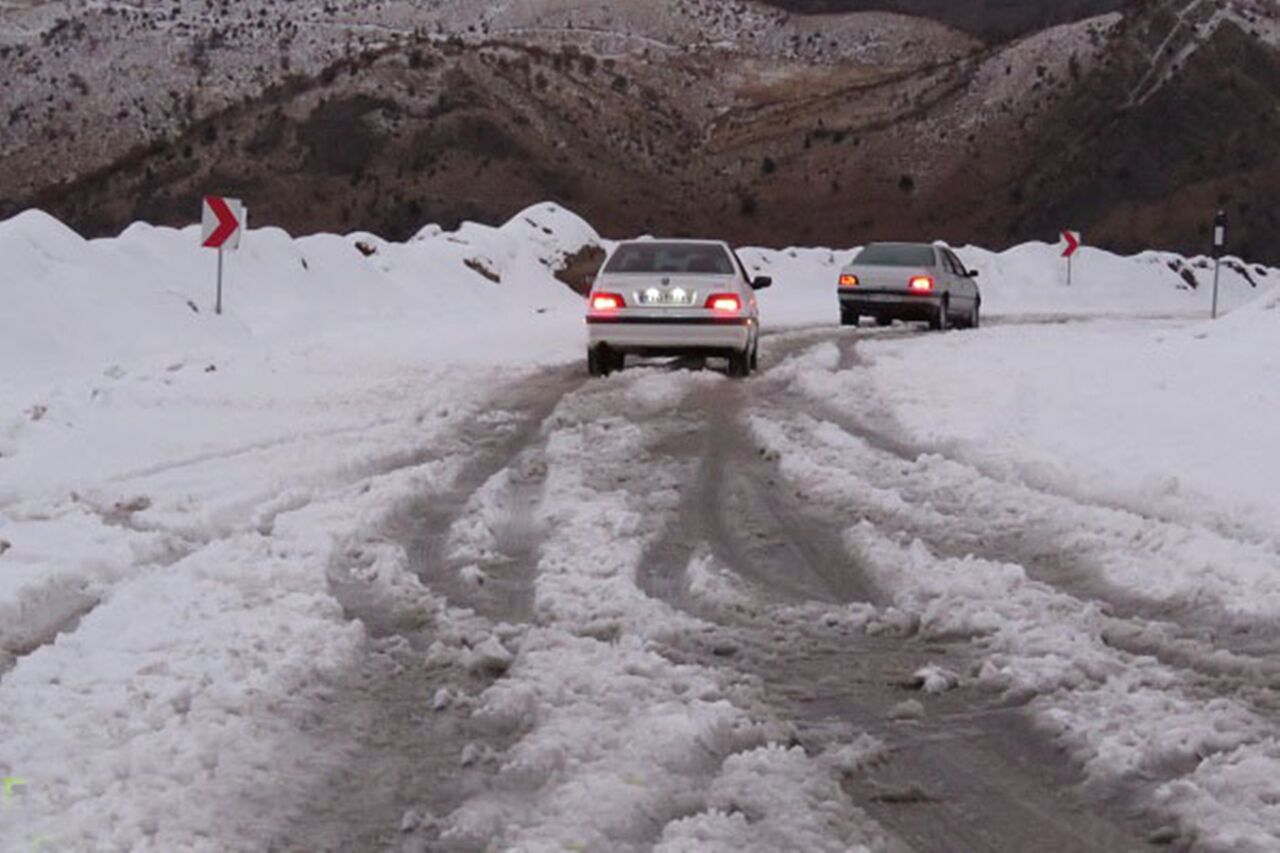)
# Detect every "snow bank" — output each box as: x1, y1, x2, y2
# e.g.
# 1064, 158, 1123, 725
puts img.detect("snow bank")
0, 203, 593, 394
3, 203, 1272, 397
854, 304, 1280, 540
741, 241, 1272, 328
